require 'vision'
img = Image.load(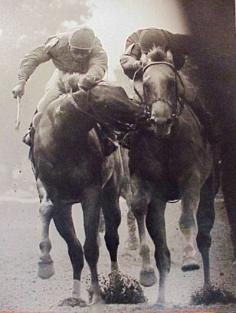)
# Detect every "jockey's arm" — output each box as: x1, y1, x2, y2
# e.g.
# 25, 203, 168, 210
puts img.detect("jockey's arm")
120, 44, 142, 79
120, 31, 143, 79
80, 41, 108, 90
12, 44, 52, 99
18, 44, 52, 84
